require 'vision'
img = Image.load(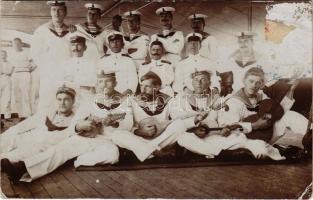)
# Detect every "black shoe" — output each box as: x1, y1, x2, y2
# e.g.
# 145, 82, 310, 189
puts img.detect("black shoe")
1, 159, 27, 184
273, 144, 304, 160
